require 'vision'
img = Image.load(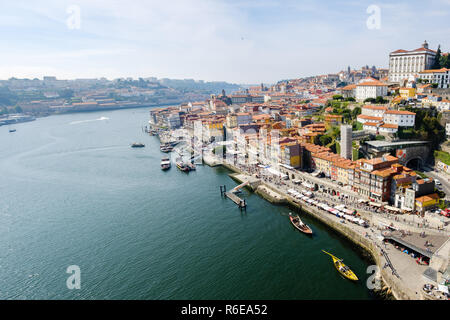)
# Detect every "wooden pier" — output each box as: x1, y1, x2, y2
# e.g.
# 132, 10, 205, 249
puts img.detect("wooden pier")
220, 185, 247, 210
